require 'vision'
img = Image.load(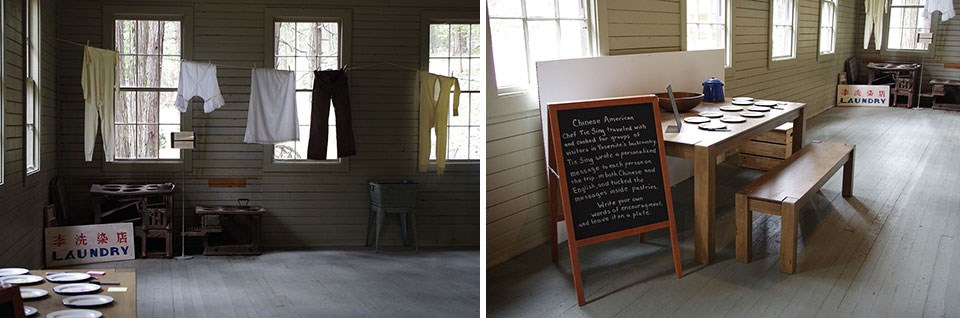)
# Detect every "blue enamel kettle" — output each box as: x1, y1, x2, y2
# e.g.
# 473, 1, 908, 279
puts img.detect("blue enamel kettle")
702, 77, 725, 102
